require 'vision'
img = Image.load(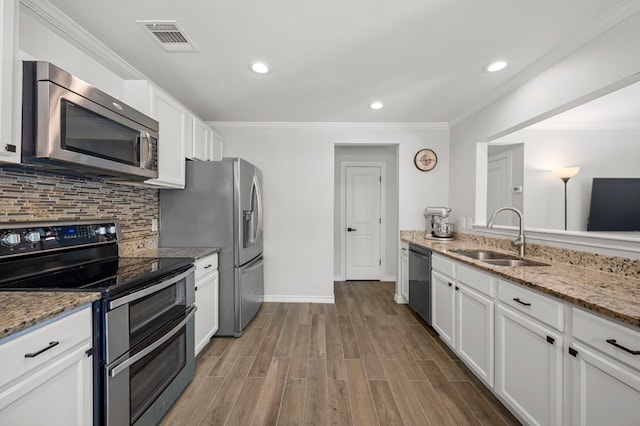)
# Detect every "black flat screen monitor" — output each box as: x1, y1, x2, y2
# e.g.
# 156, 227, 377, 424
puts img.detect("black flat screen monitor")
587, 178, 640, 232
